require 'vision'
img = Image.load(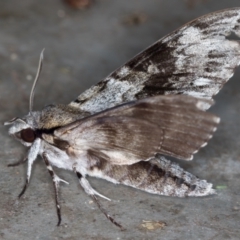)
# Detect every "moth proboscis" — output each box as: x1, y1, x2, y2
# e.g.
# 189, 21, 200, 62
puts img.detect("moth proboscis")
5, 7, 240, 229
